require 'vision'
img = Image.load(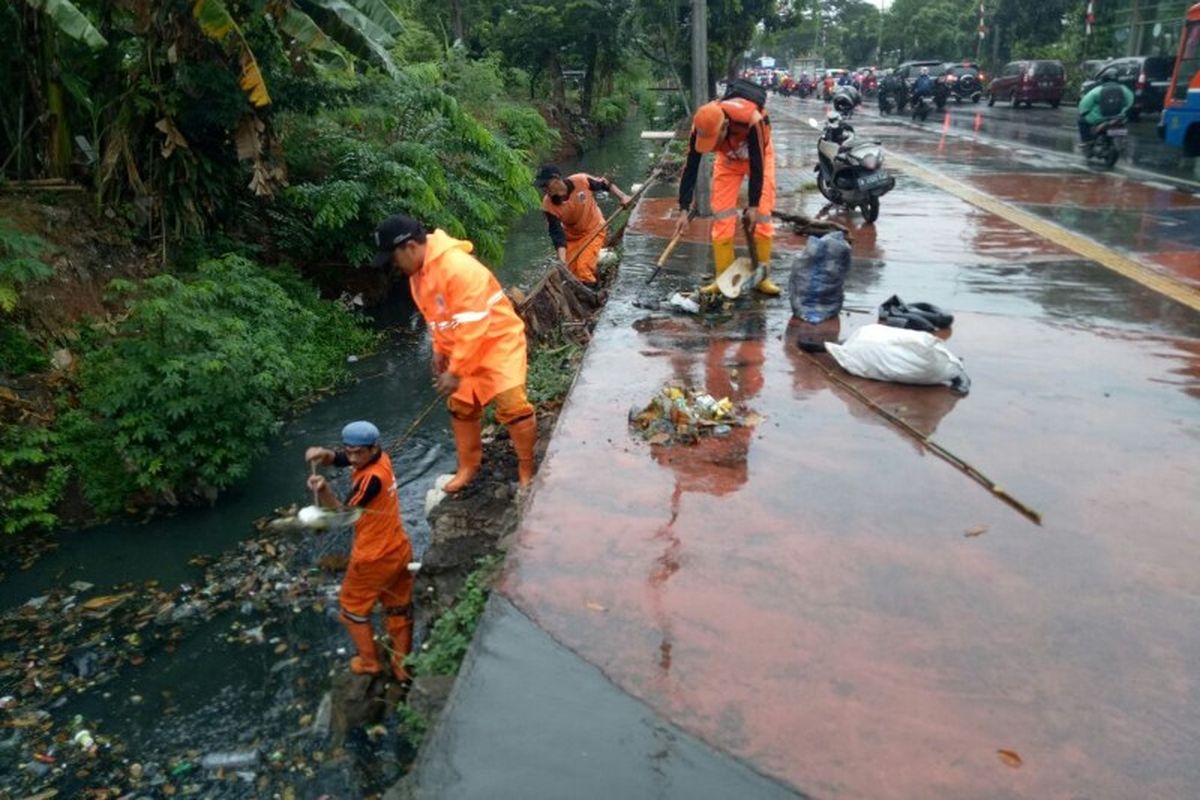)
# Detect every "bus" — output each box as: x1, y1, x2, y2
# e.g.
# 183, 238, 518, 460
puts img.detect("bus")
1160, 3, 1200, 155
